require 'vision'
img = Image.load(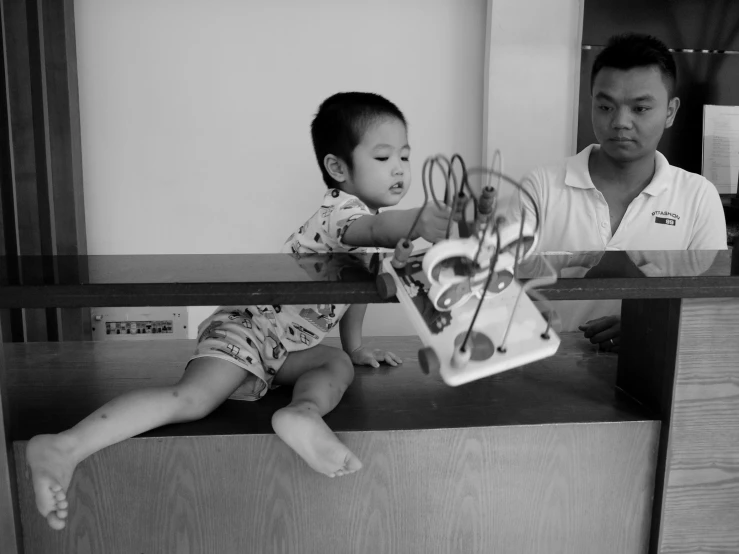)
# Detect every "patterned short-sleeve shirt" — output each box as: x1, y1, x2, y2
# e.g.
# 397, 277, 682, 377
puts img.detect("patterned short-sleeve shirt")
284, 188, 380, 254
273, 188, 381, 352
